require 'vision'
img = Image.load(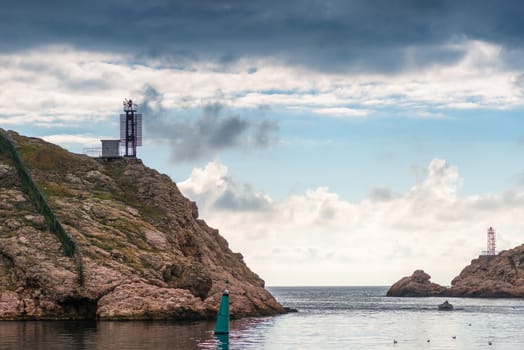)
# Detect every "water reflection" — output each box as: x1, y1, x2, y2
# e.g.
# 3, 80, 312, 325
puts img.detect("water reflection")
198, 317, 274, 350
215, 334, 229, 350
0, 317, 277, 350
0, 320, 217, 350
